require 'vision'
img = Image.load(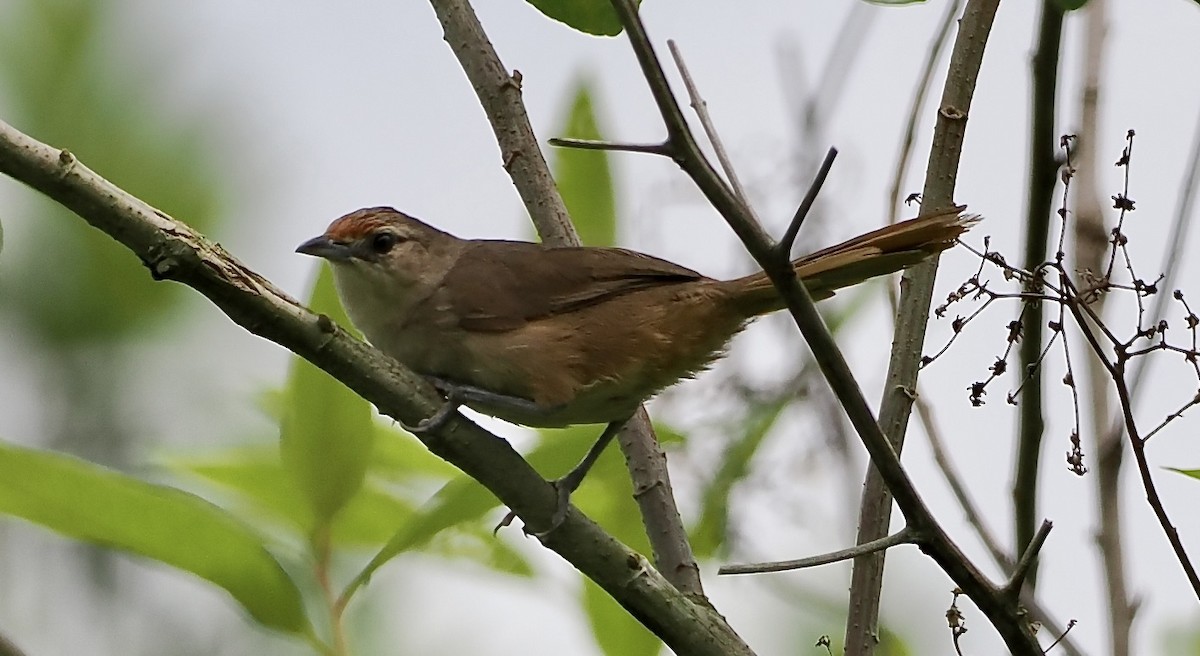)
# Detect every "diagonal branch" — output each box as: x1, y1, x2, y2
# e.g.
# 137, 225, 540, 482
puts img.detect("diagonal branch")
0, 118, 753, 656
426, 0, 704, 597
606, 1, 1042, 654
